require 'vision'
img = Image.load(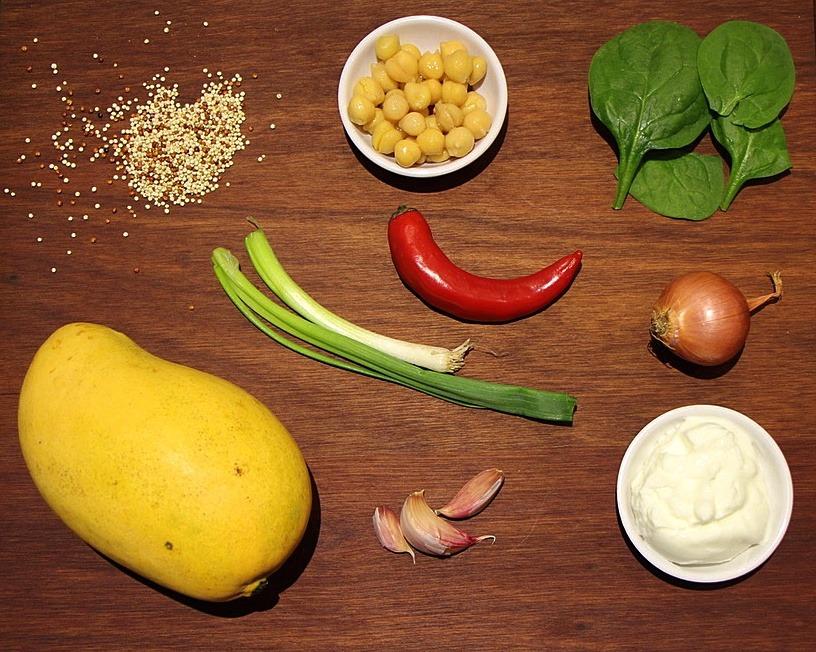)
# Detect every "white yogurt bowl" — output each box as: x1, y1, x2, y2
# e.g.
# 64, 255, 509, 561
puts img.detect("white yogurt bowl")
338, 15, 508, 178
617, 405, 793, 583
